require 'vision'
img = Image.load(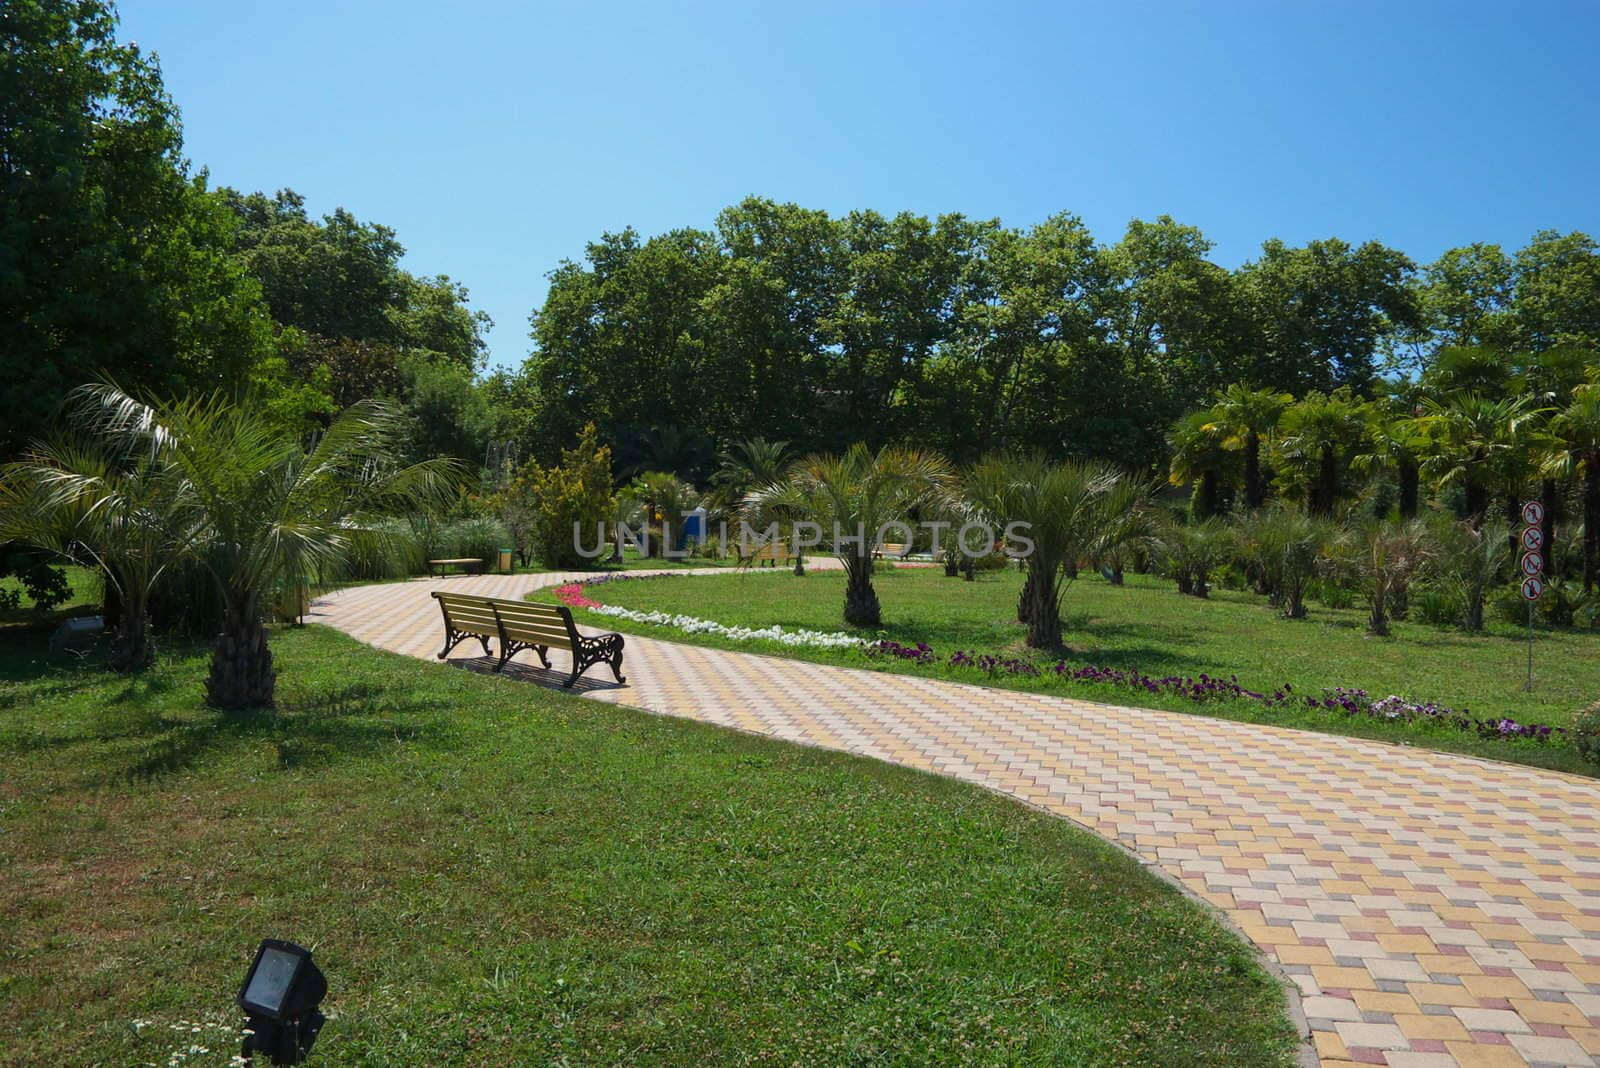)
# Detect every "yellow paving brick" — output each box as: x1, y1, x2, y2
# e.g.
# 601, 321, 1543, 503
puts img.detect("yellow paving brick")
1509, 997, 1589, 1027
1461, 975, 1534, 1000
1352, 989, 1420, 1015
